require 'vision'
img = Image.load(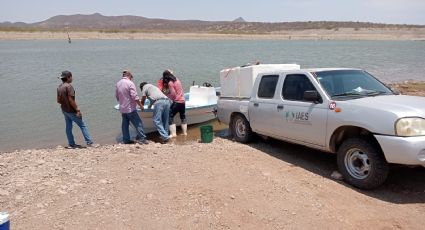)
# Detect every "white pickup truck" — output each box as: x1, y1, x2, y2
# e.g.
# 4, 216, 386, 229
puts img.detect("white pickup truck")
217, 64, 425, 189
